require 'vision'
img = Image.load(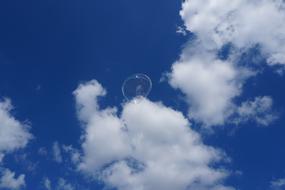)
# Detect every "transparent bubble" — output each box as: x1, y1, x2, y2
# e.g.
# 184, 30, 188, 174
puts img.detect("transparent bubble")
122, 73, 152, 100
